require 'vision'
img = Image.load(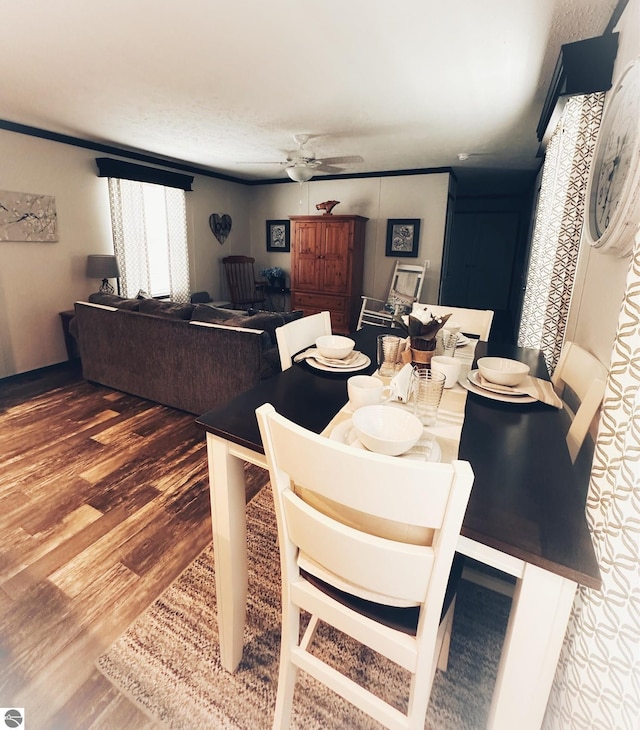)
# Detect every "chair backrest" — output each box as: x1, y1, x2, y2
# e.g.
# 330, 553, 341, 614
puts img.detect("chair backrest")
551, 341, 607, 463
256, 402, 473, 727
275, 311, 332, 370
412, 303, 494, 341
222, 256, 265, 308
